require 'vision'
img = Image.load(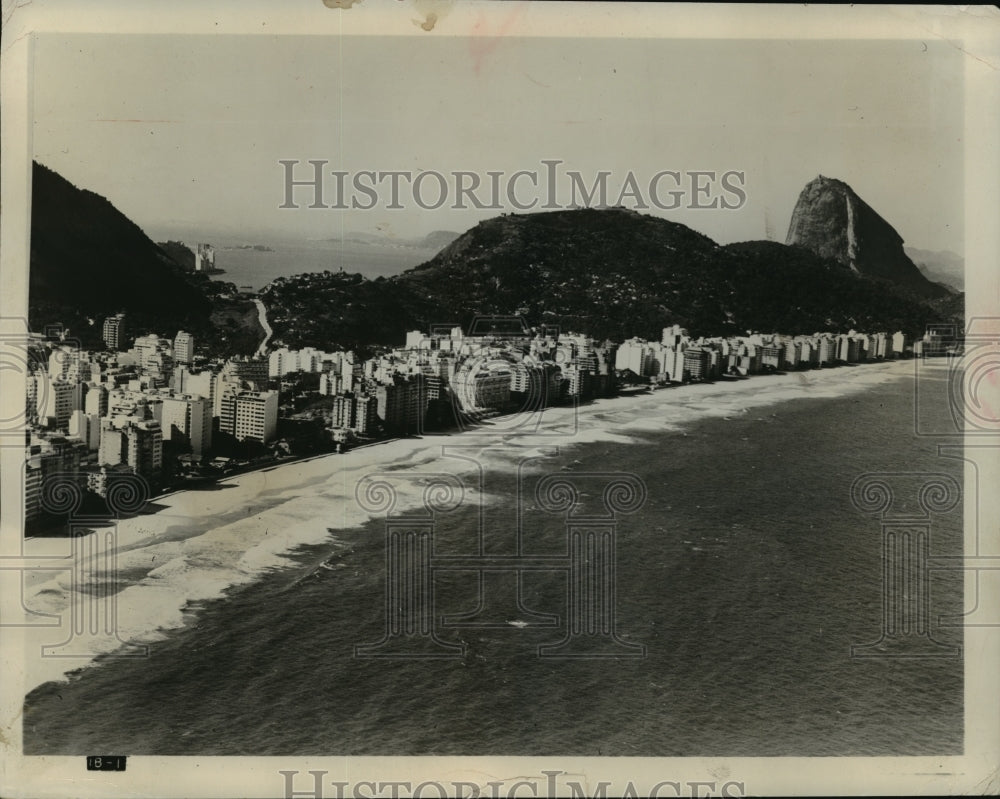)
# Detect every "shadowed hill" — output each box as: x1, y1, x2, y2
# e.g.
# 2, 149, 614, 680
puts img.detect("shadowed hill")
261, 207, 950, 350
29, 161, 214, 346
